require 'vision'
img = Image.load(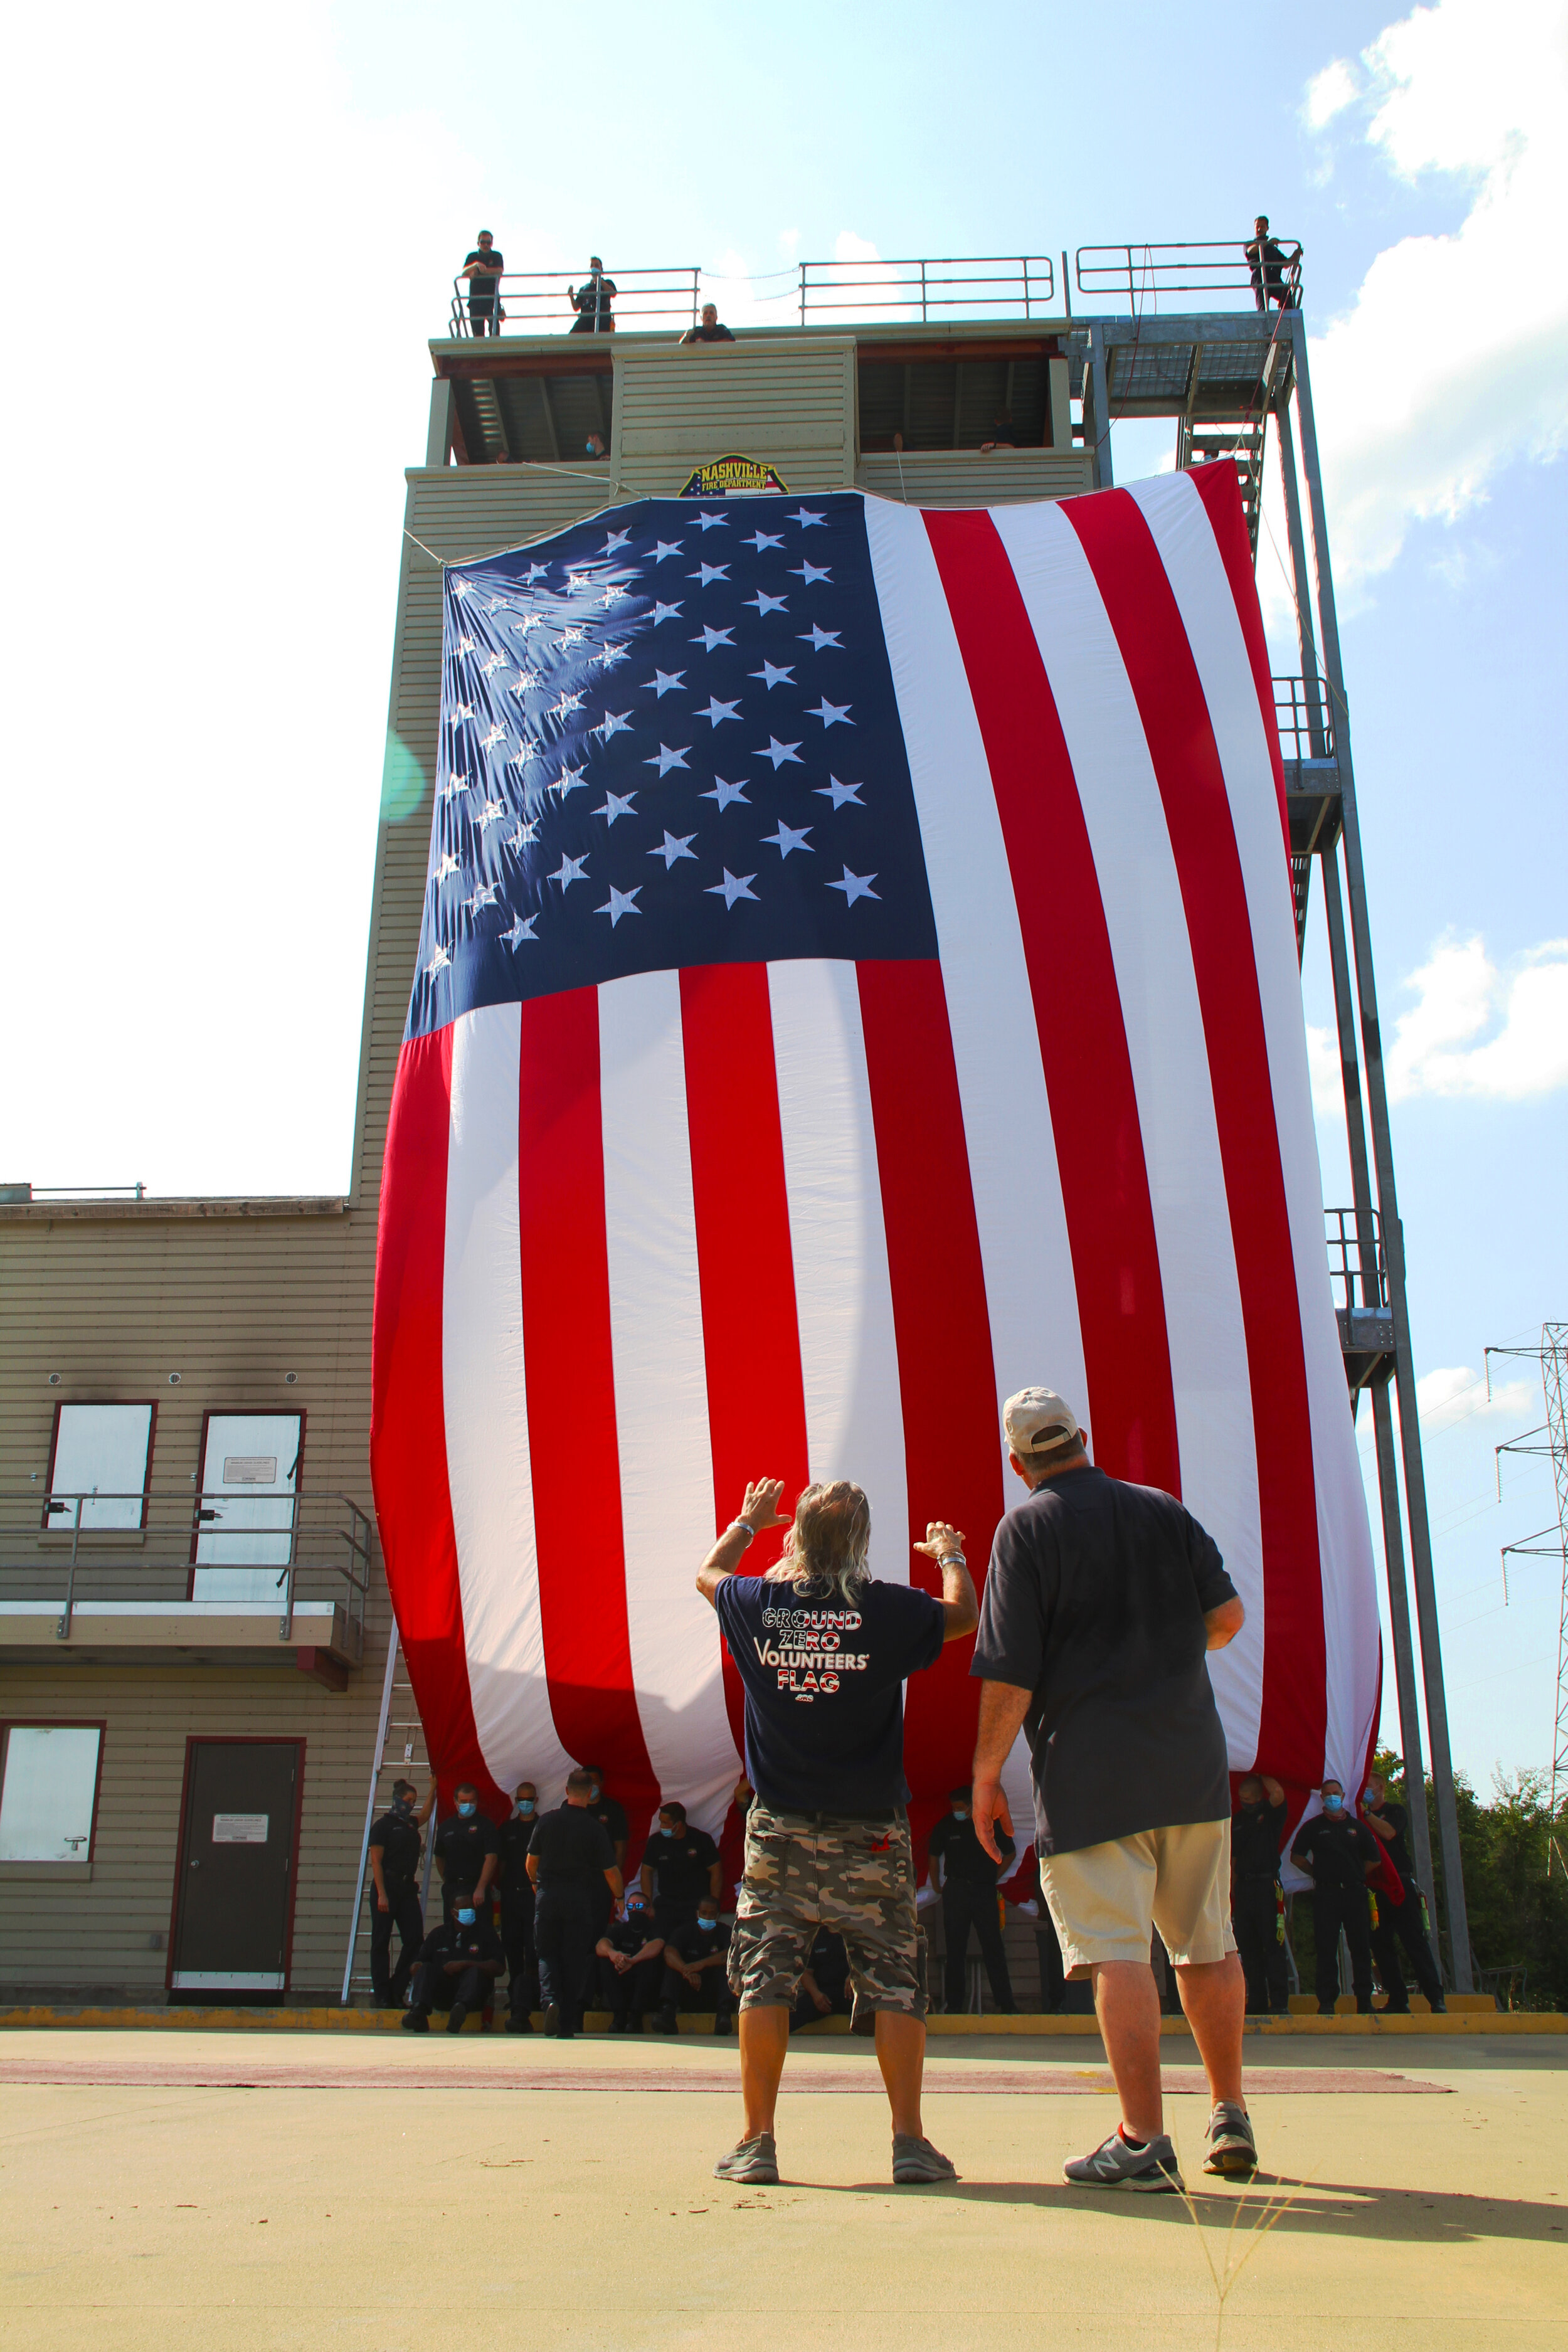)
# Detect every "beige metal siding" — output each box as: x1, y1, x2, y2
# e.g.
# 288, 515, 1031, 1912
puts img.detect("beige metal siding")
854, 451, 1096, 506
613, 339, 856, 493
